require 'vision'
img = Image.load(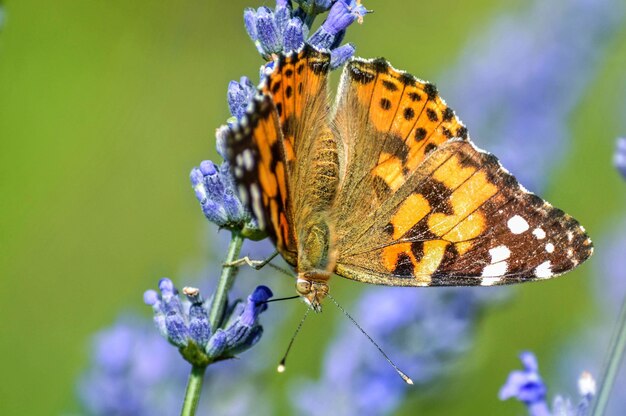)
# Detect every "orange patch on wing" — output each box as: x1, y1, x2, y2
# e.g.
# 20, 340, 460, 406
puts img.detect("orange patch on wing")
444, 212, 486, 242
372, 156, 404, 191
380, 241, 447, 283
258, 163, 277, 197
390, 193, 431, 239
369, 75, 403, 132
428, 170, 498, 237
454, 241, 475, 255
432, 154, 476, 189
415, 240, 448, 278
